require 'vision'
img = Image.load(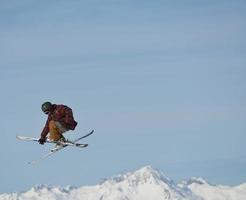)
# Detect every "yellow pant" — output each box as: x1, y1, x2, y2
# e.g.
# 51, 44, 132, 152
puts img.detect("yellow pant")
48, 120, 67, 141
